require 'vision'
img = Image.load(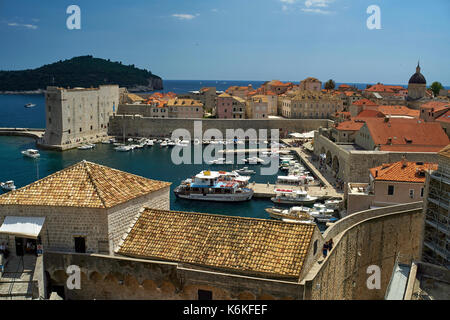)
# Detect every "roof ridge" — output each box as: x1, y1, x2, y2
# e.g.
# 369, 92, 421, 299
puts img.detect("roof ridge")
0, 160, 85, 199
82, 161, 107, 209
